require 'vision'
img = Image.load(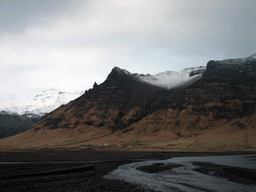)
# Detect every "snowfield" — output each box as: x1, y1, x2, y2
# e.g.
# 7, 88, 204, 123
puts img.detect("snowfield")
114, 65, 206, 90
135, 66, 206, 89
0, 88, 83, 116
